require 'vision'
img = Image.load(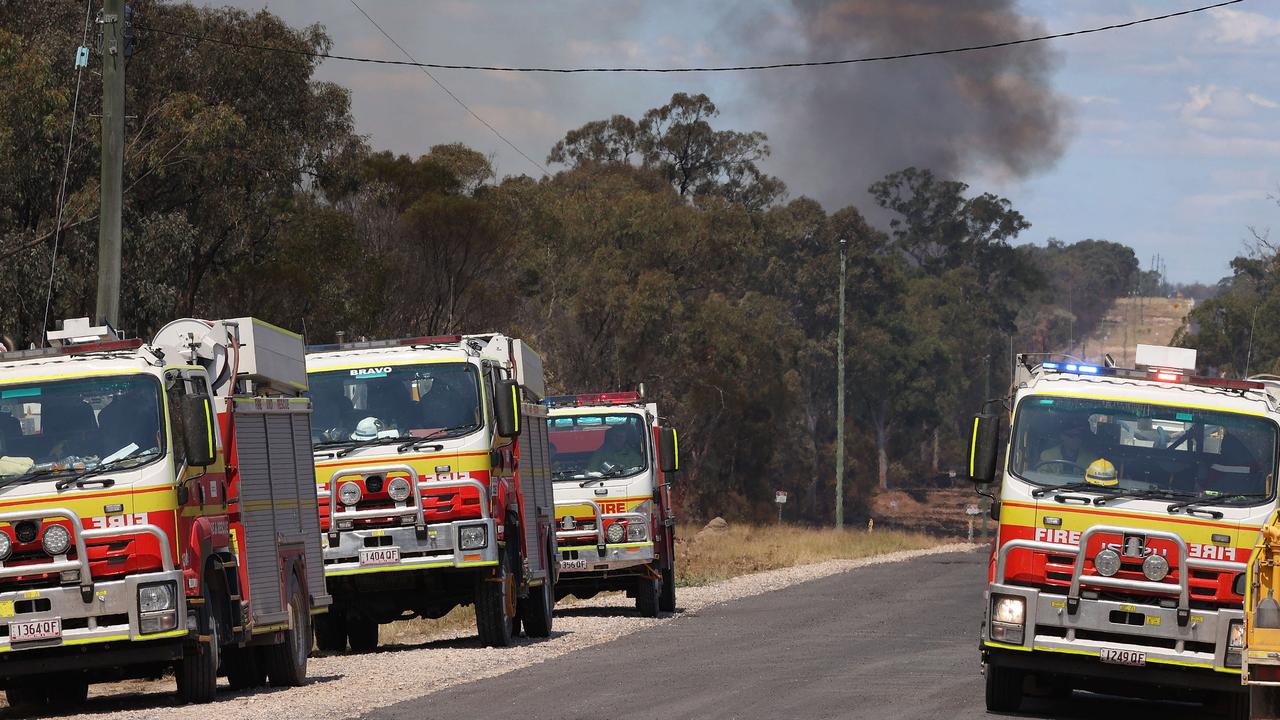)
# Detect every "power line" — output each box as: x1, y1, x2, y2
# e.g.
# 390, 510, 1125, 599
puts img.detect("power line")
346, 0, 548, 177
135, 0, 1243, 74
42, 0, 95, 345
